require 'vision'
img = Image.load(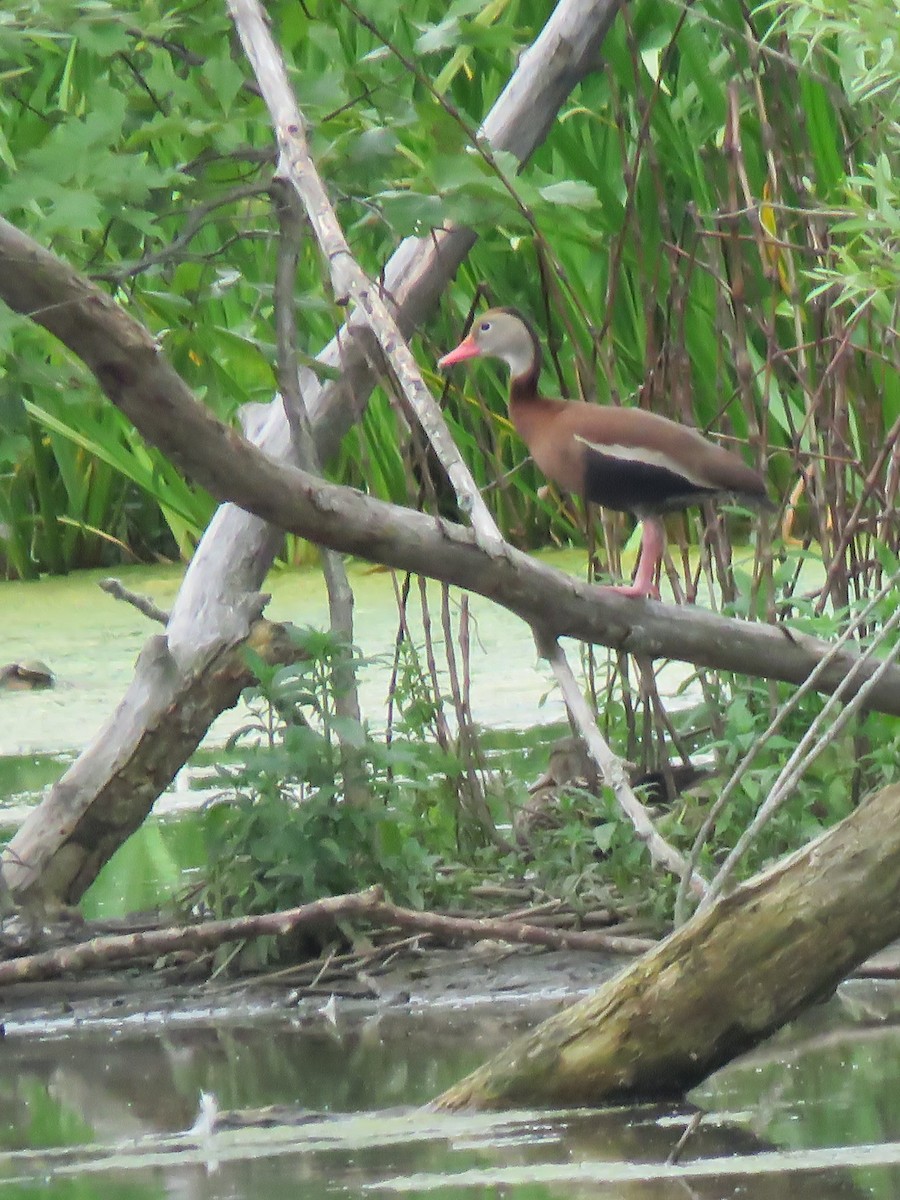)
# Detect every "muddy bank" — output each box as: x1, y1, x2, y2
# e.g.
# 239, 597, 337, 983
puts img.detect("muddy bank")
4, 937, 900, 1045
0, 943, 626, 1038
